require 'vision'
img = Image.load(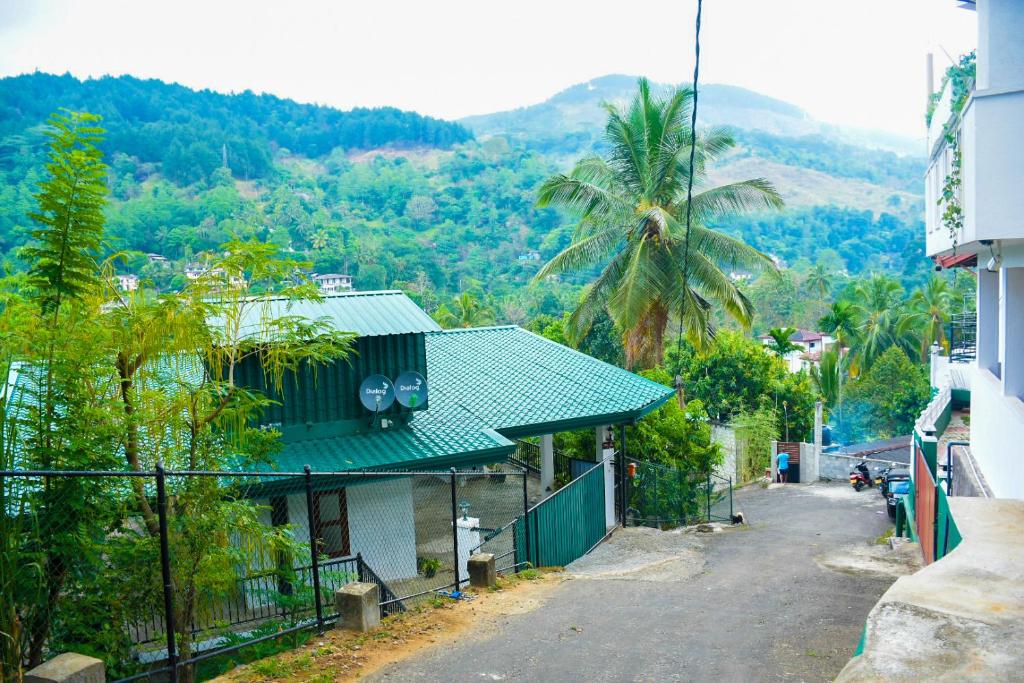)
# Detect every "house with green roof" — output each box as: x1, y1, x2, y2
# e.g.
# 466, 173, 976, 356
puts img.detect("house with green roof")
237, 290, 673, 582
